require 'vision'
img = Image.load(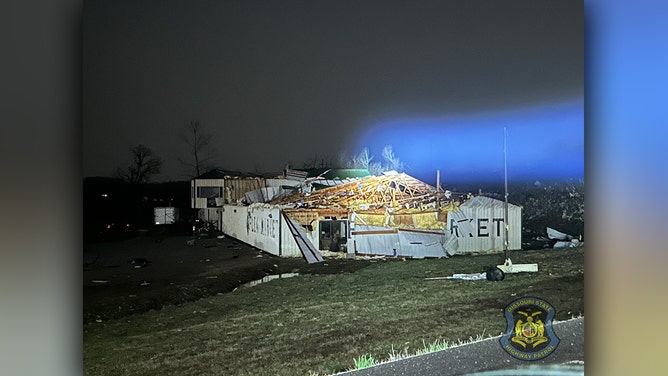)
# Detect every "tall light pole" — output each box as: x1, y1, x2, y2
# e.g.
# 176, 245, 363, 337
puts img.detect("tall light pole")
503, 127, 510, 261
497, 127, 538, 274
